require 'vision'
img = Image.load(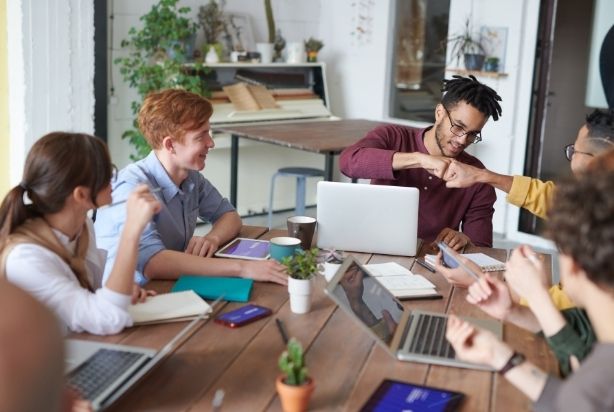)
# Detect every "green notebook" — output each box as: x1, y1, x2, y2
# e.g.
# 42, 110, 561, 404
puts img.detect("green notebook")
171, 276, 253, 302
